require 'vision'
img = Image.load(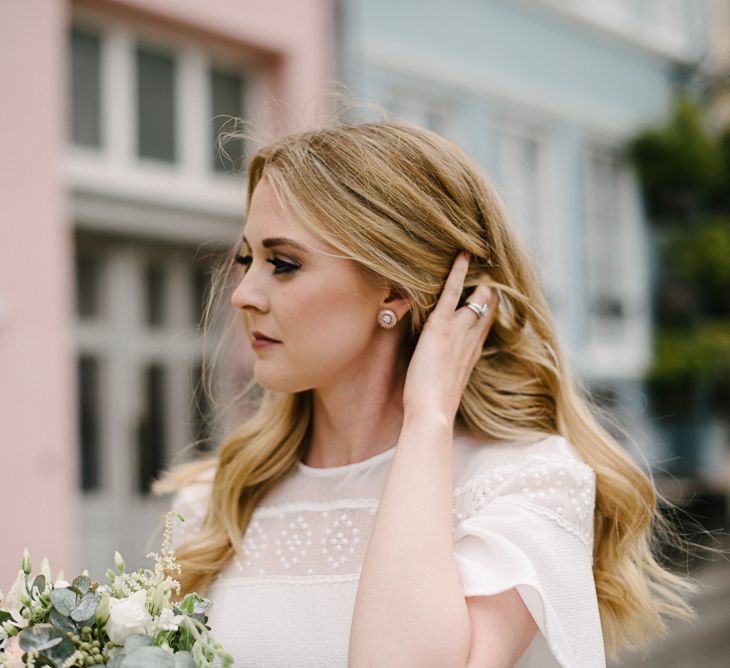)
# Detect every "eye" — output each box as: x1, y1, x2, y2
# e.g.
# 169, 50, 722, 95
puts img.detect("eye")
234, 253, 299, 275
266, 257, 299, 274
234, 253, 252, 267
